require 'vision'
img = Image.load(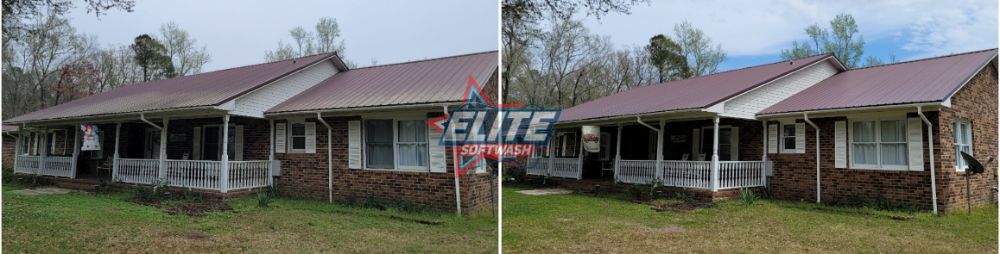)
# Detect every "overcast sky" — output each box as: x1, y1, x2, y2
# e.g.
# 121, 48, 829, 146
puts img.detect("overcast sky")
67, 0, 499, 71
576, 0, 998, 70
